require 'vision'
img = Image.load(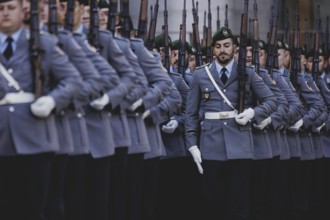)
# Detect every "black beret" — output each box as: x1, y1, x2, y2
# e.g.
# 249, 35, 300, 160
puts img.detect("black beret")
306, 47, 325, 58
154, 34, 172, 50
60, 0, 88, 5
277, 40, 286, 50
98, 0, 109, 8
233, 35, 240, 46
258, 40, 267, 50
171, 39, 192, 54
212, 27, 234, 46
